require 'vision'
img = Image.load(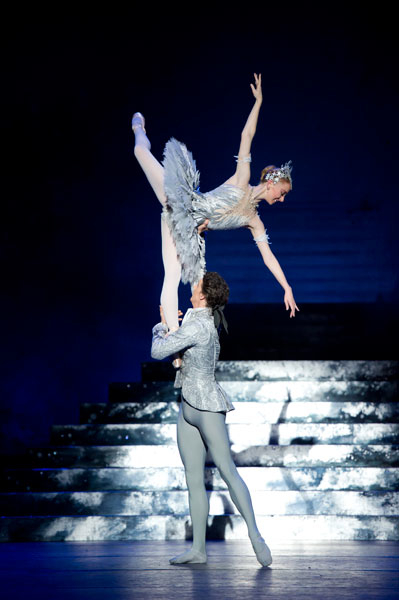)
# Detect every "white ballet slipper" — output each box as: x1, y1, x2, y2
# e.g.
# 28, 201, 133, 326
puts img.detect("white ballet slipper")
132, 112, 146, 133
250, 535, 272, 567
169, 549, 207, 564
